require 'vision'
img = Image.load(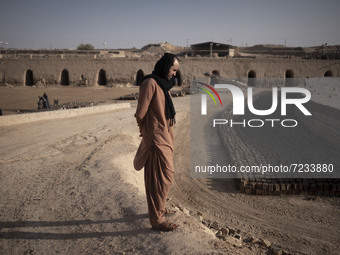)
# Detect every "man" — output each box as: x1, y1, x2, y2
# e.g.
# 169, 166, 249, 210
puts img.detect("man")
43, 93, 50, 109
134, 53, 179, 231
